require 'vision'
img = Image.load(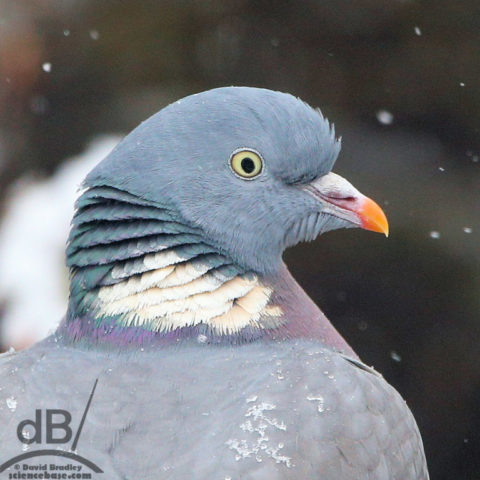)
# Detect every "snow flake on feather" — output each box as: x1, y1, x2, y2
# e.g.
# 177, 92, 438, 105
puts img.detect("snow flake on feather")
226, 399, 293, 468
